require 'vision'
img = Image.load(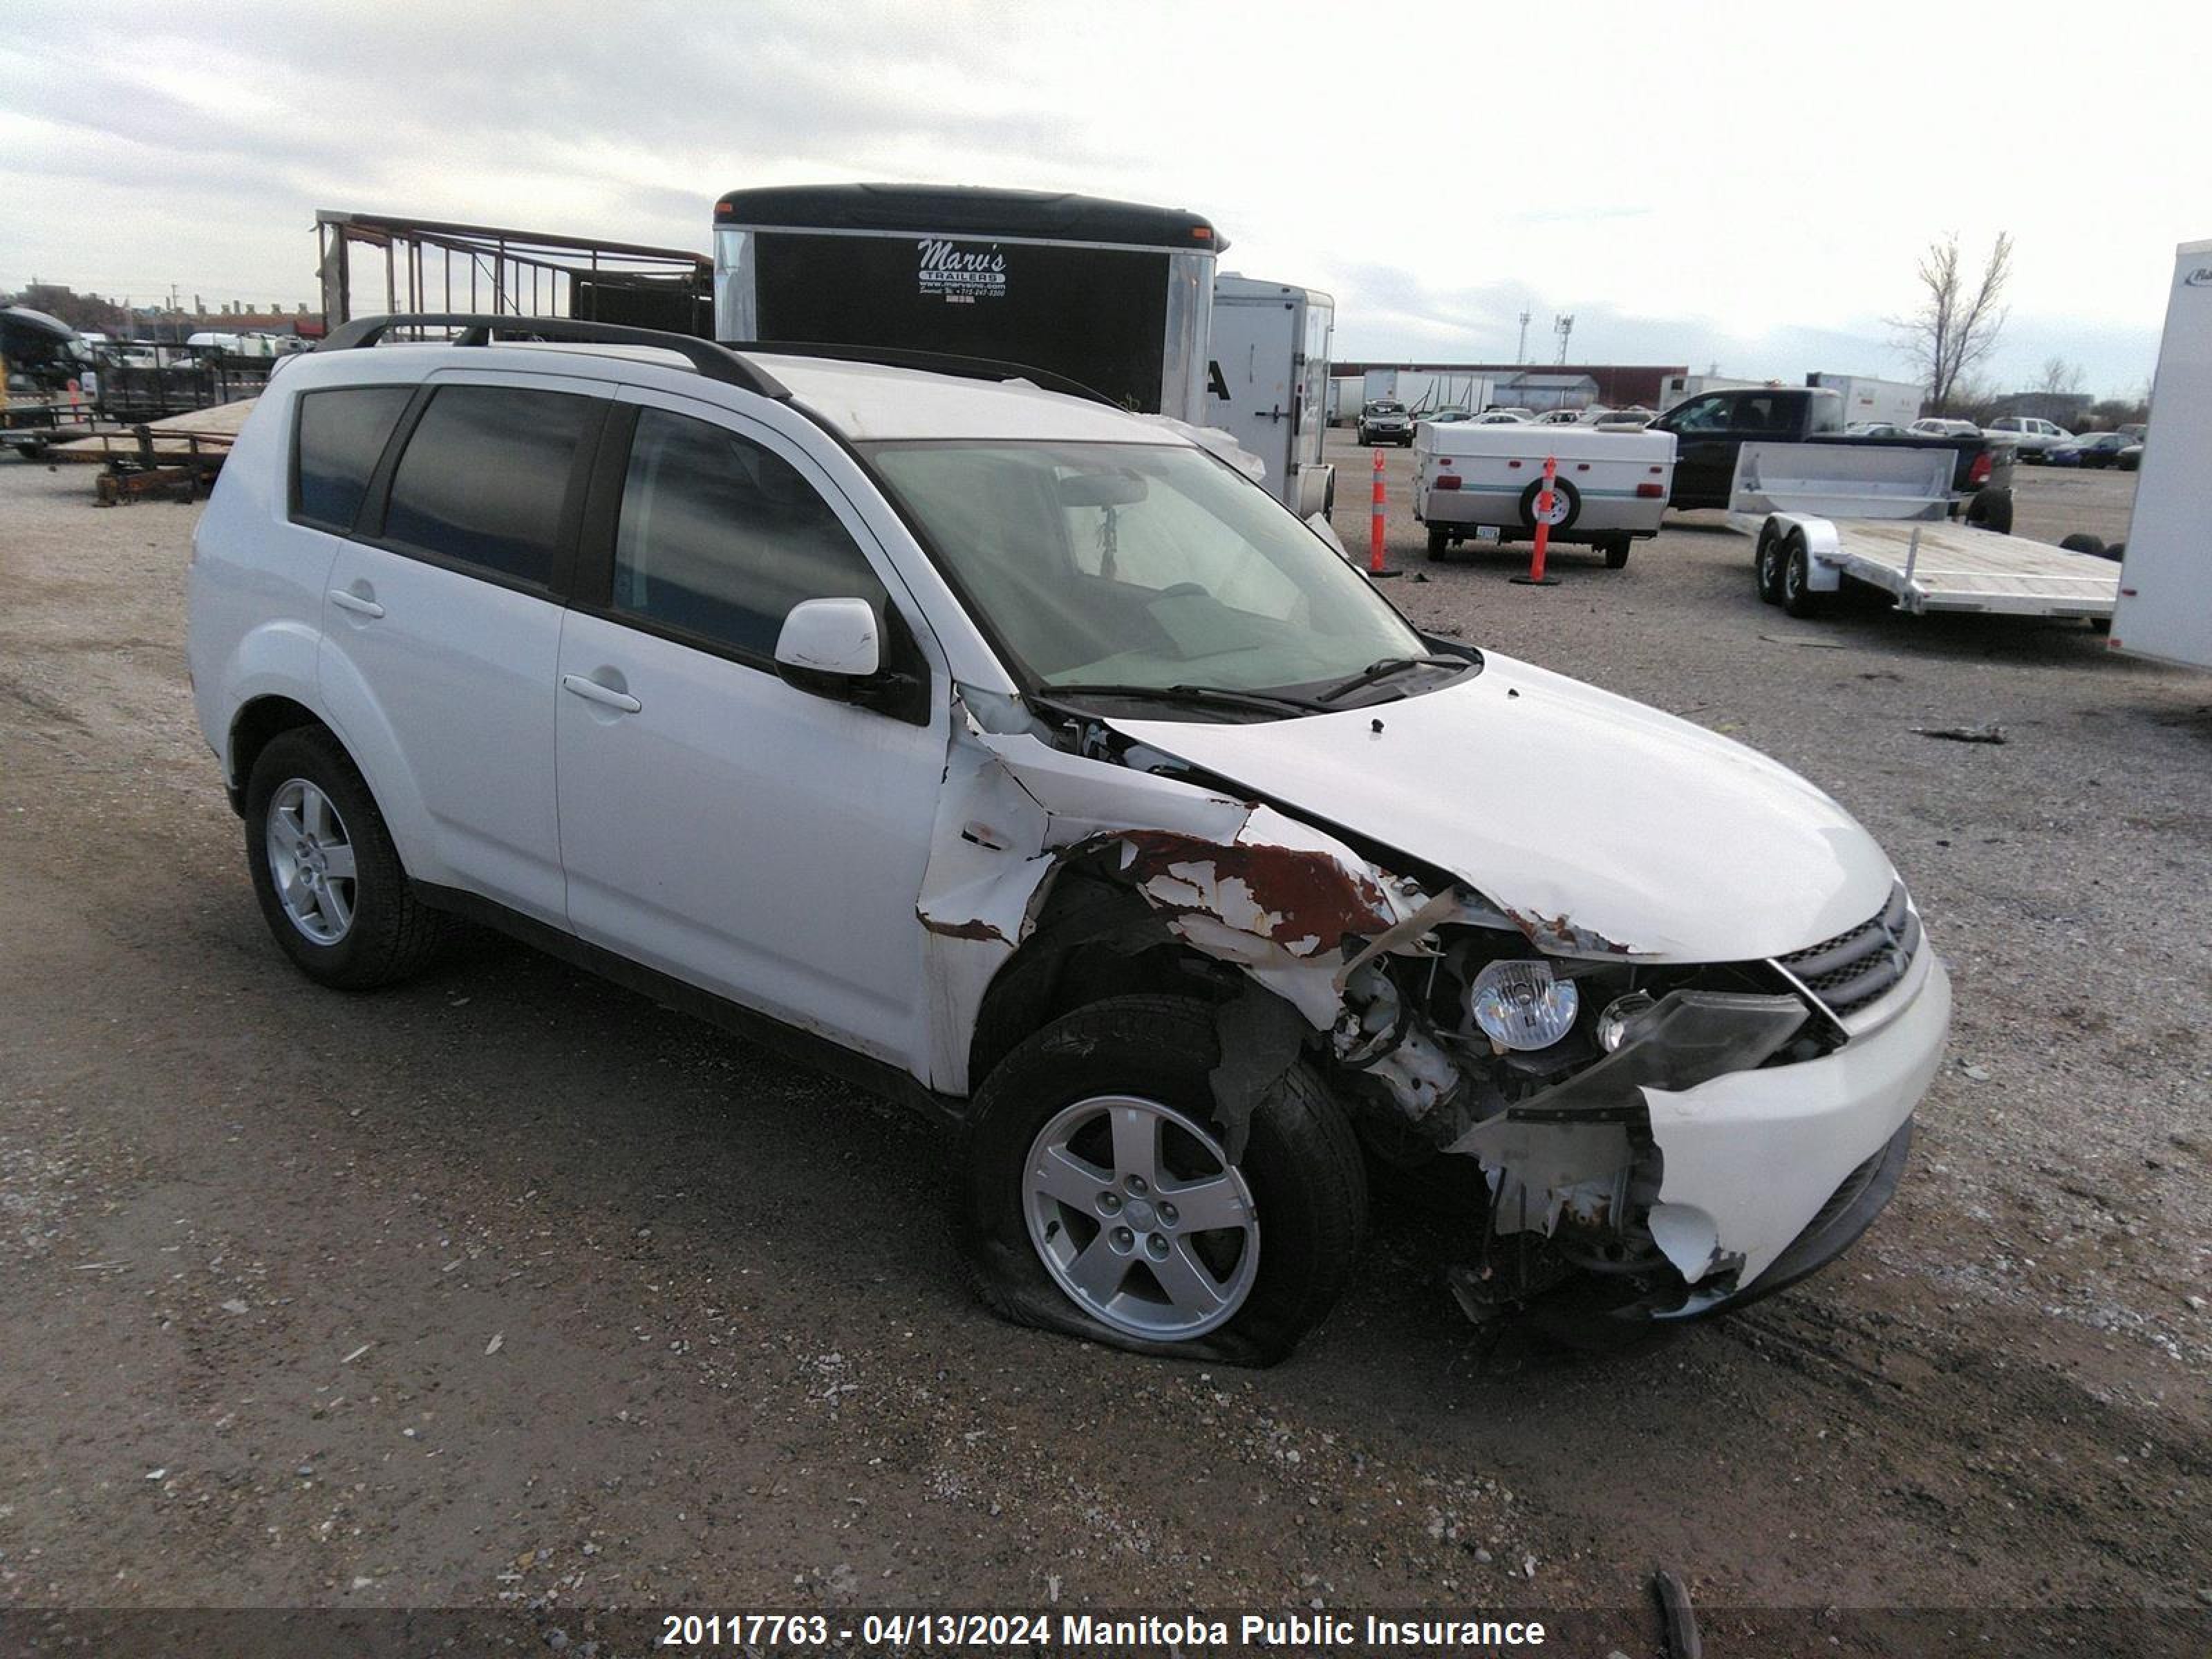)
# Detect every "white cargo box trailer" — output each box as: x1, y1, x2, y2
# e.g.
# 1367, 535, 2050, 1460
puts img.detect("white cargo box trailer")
1412, 420, 1676, 567
1807, 373, 1925, 429
1362, 368, 1497, 417
1208, 274, 1336, 517
1732, 443, 2119, 624
2112, 239, 2212, 671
